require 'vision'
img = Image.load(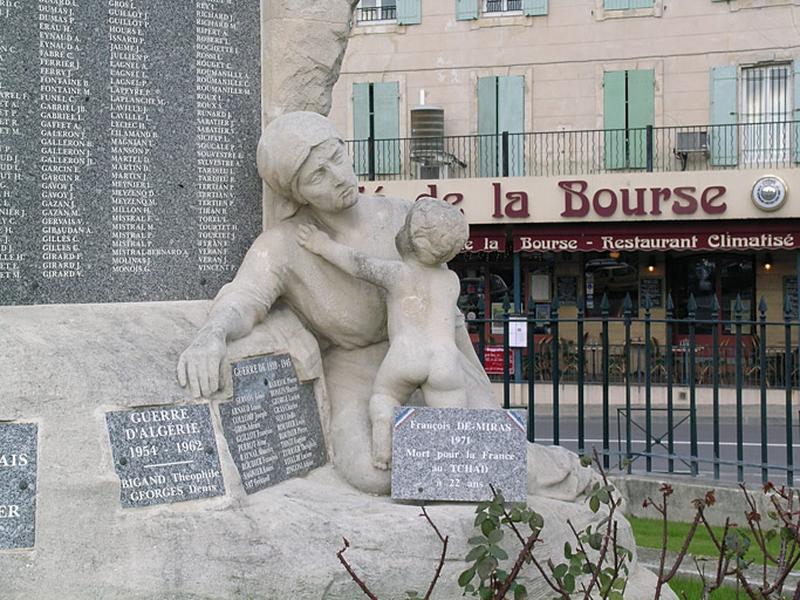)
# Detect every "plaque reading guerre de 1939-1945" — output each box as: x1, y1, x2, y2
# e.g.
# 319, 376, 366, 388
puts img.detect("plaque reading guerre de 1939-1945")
105, 404, 225, 508
0, 0, 261, 305
219, 354, 327, 495
391, 407, 528, 503
0, 423, 38, 550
